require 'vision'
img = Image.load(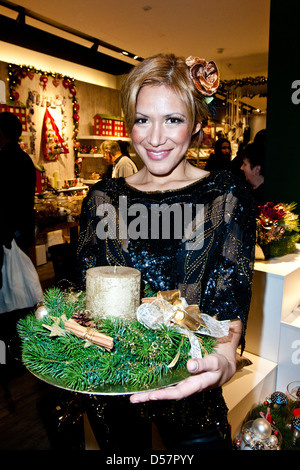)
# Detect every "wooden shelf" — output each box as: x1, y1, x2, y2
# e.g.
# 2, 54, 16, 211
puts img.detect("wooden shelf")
78, 153, 103, 158
79, 135, 130, 141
